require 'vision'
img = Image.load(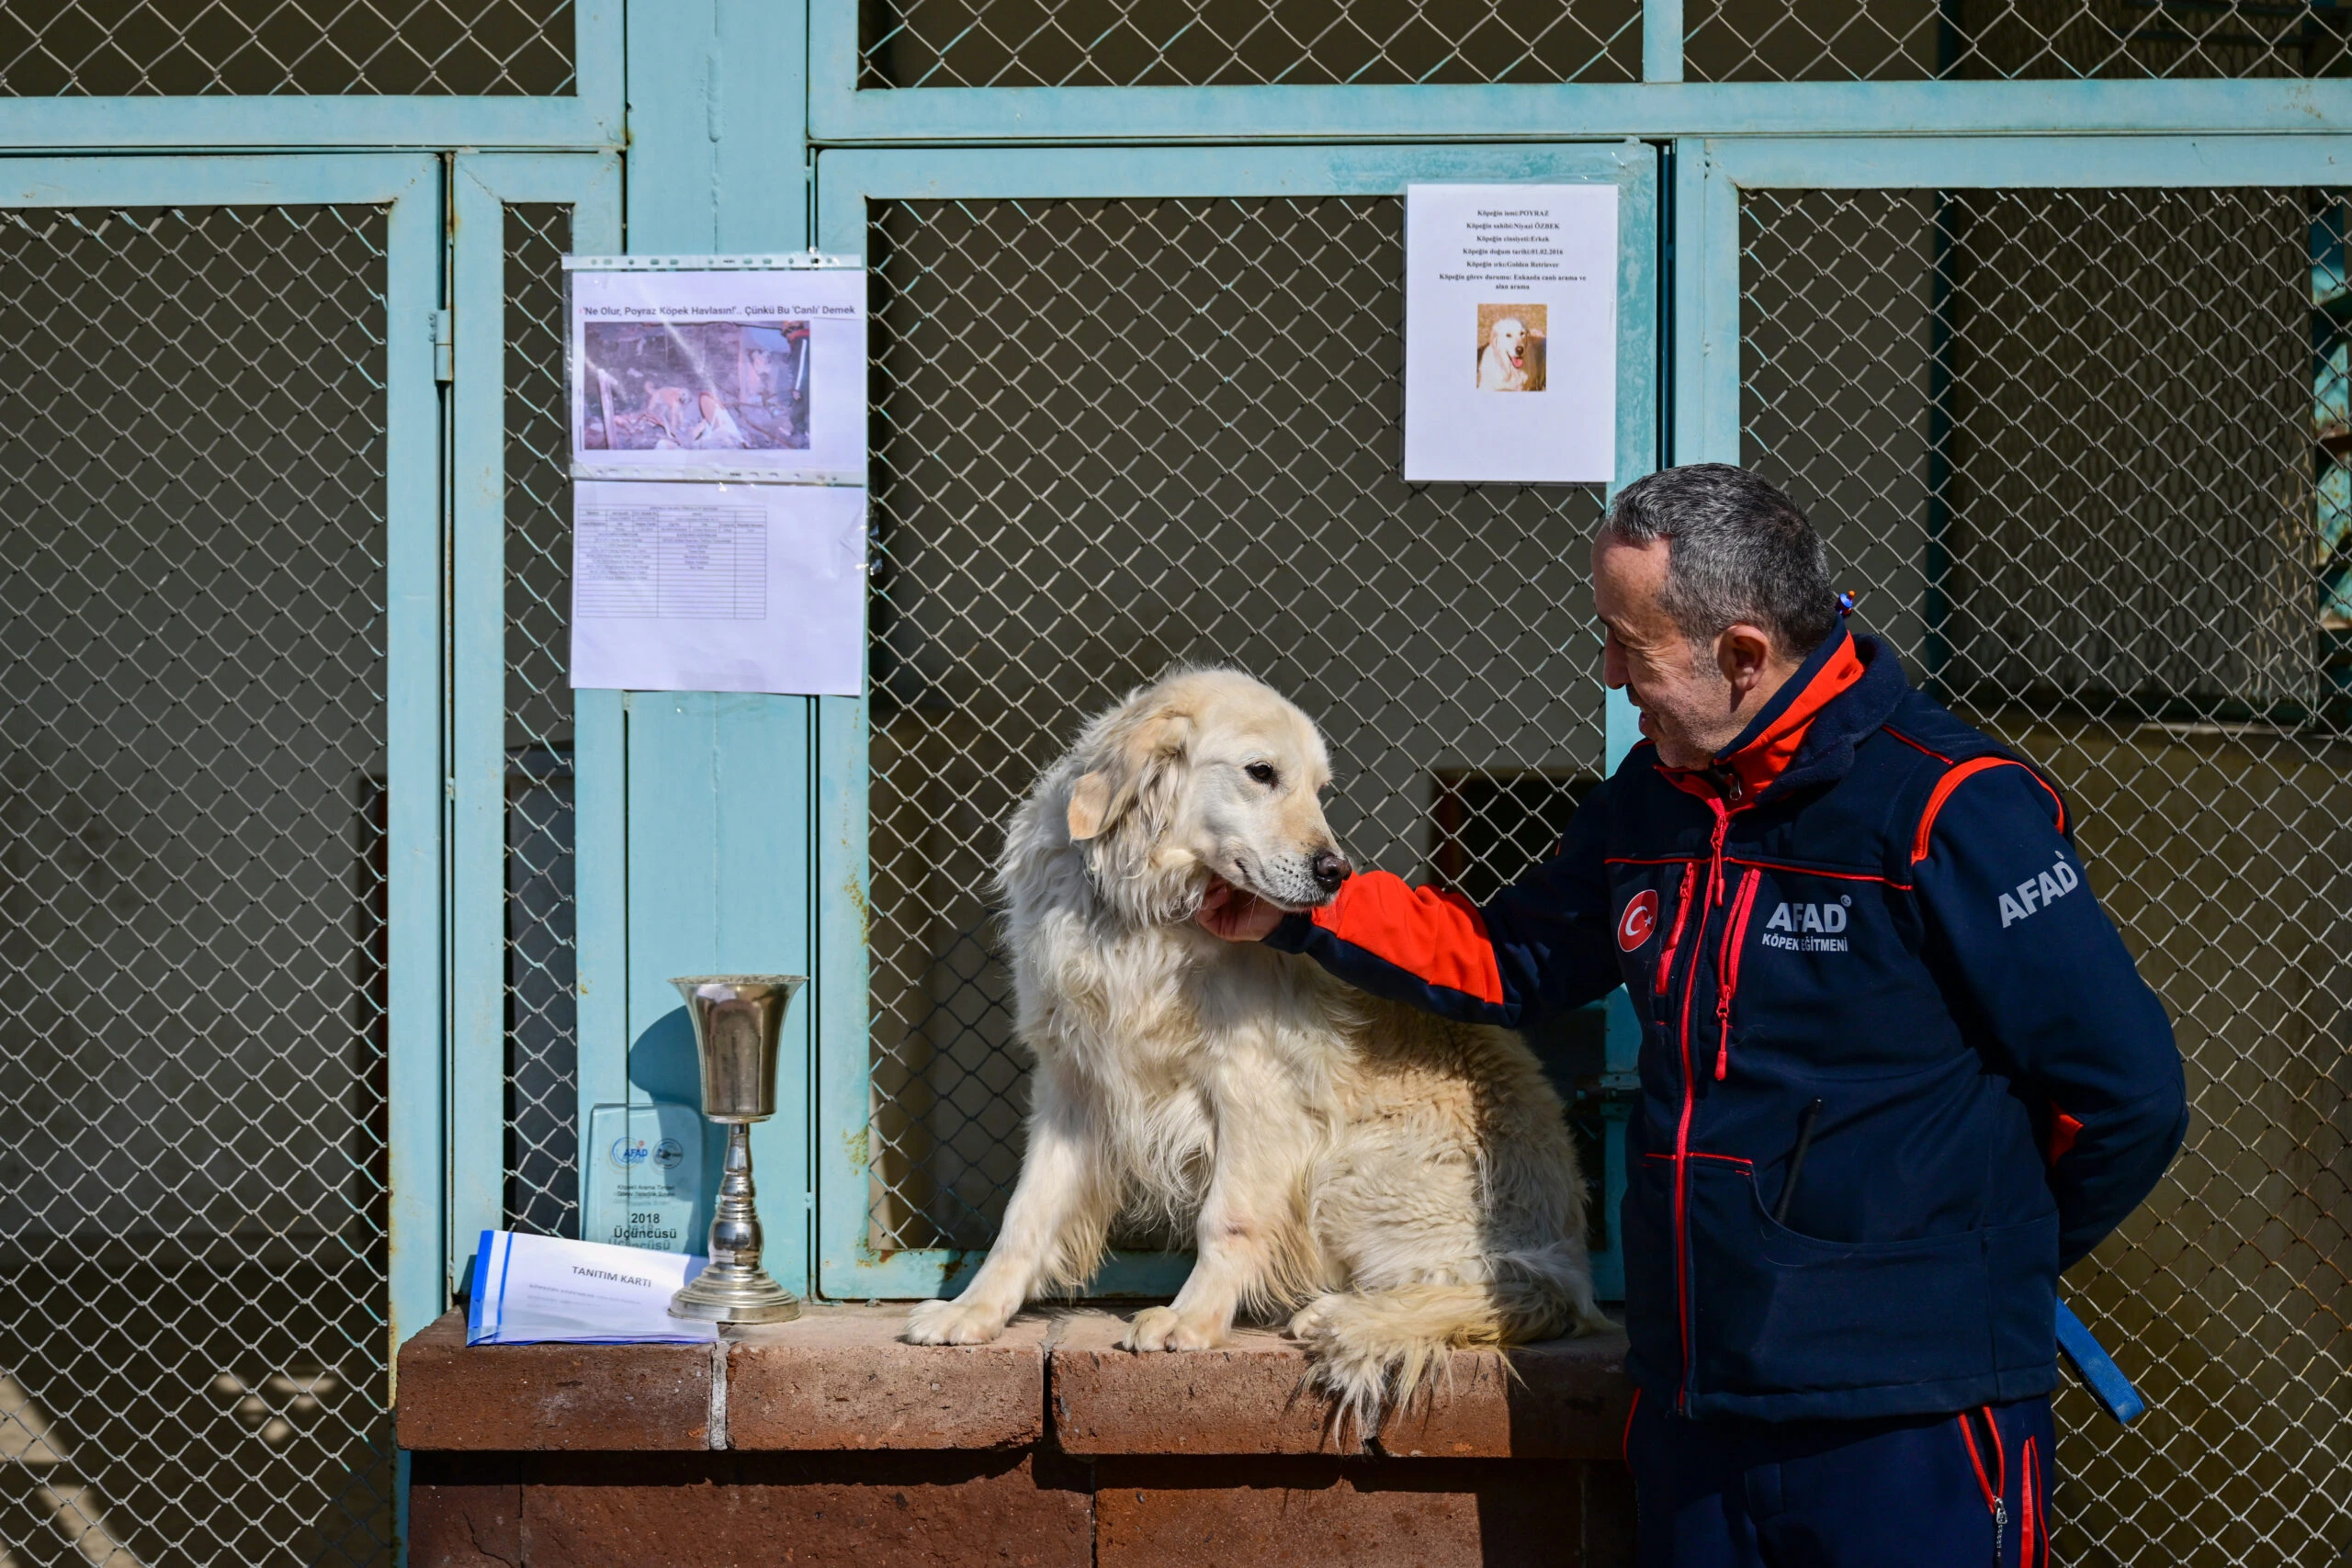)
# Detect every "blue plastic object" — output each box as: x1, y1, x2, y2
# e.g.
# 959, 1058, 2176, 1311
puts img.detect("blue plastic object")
2056, 1300, 2145, 1425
